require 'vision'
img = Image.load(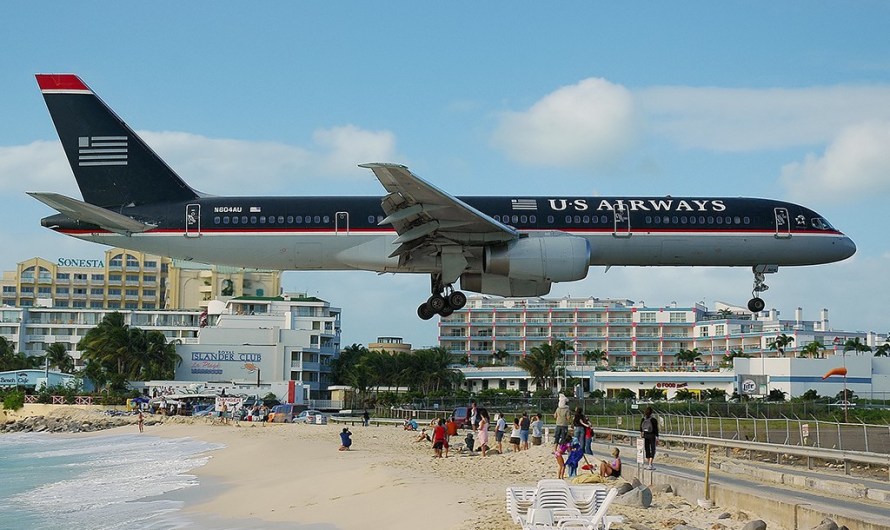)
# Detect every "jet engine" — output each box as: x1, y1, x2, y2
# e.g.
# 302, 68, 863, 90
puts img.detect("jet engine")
459, 235, 591, 297
484, 235, 591, 283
